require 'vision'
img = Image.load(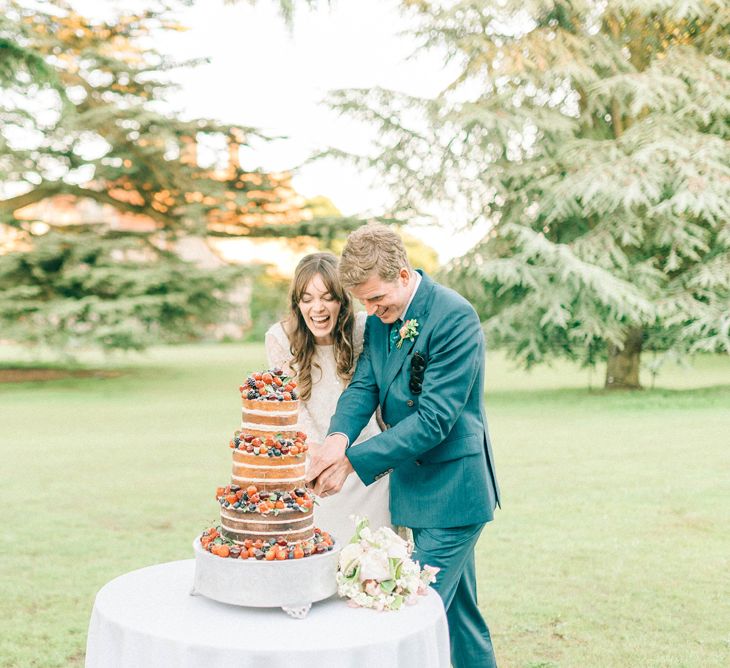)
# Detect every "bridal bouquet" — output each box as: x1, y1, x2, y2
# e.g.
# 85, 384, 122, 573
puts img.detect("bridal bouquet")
336, 517, 439, 611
